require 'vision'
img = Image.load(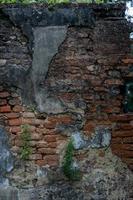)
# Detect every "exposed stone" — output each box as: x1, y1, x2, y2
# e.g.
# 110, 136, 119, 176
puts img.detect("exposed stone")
72, 132, 87, 150
0, 126, 13, 187
90, 127, 111, 148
